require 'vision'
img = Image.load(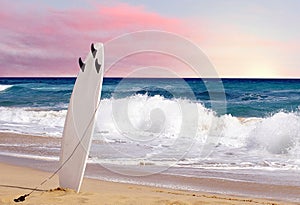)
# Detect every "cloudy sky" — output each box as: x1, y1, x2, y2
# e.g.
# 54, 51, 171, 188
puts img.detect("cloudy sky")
1, 0, 299, 78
